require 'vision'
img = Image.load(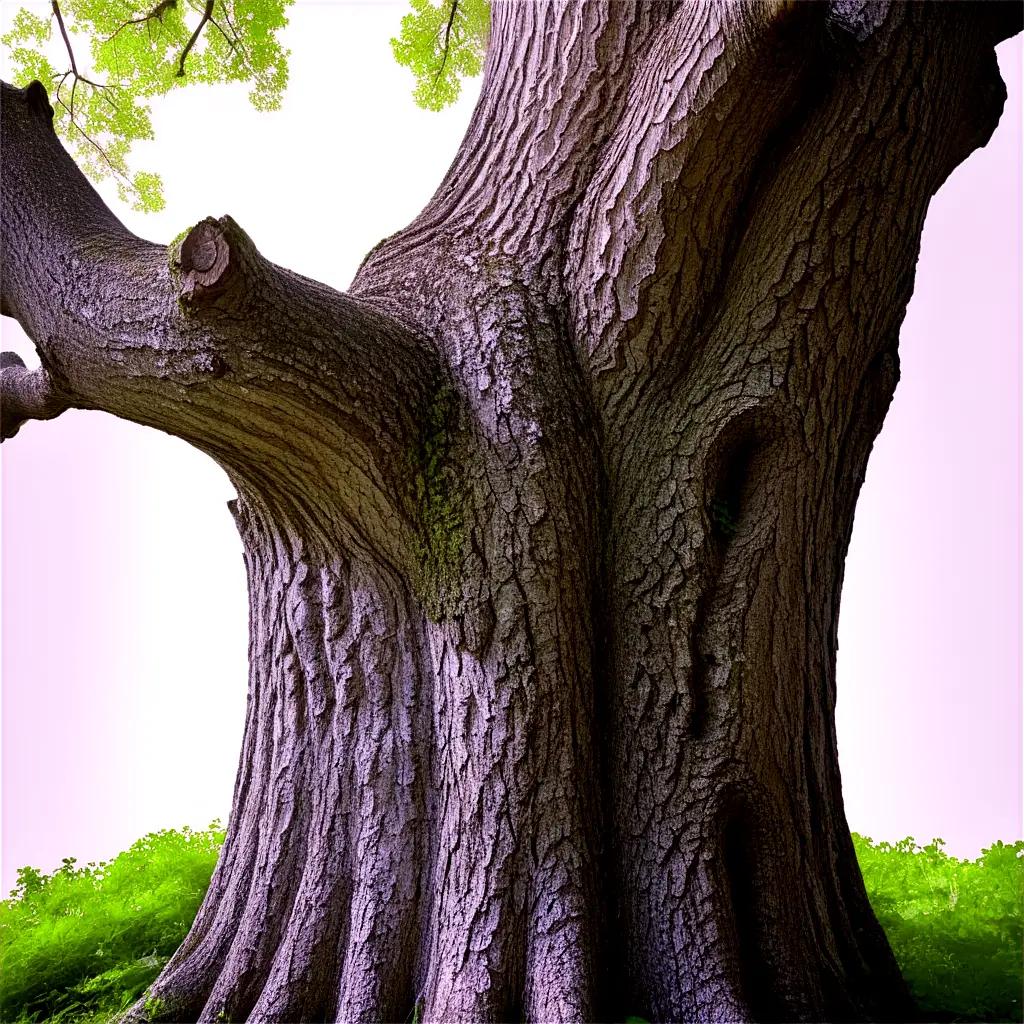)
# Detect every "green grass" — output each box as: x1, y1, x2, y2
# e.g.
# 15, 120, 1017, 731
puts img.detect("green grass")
1, 828, 1020, 1023
0, 825, 224, 1024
